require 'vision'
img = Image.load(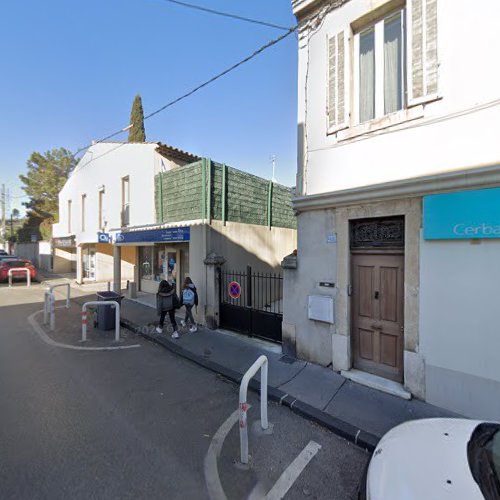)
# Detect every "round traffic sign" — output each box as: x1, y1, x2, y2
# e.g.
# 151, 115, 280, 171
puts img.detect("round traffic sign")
228, 281, 241, 299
